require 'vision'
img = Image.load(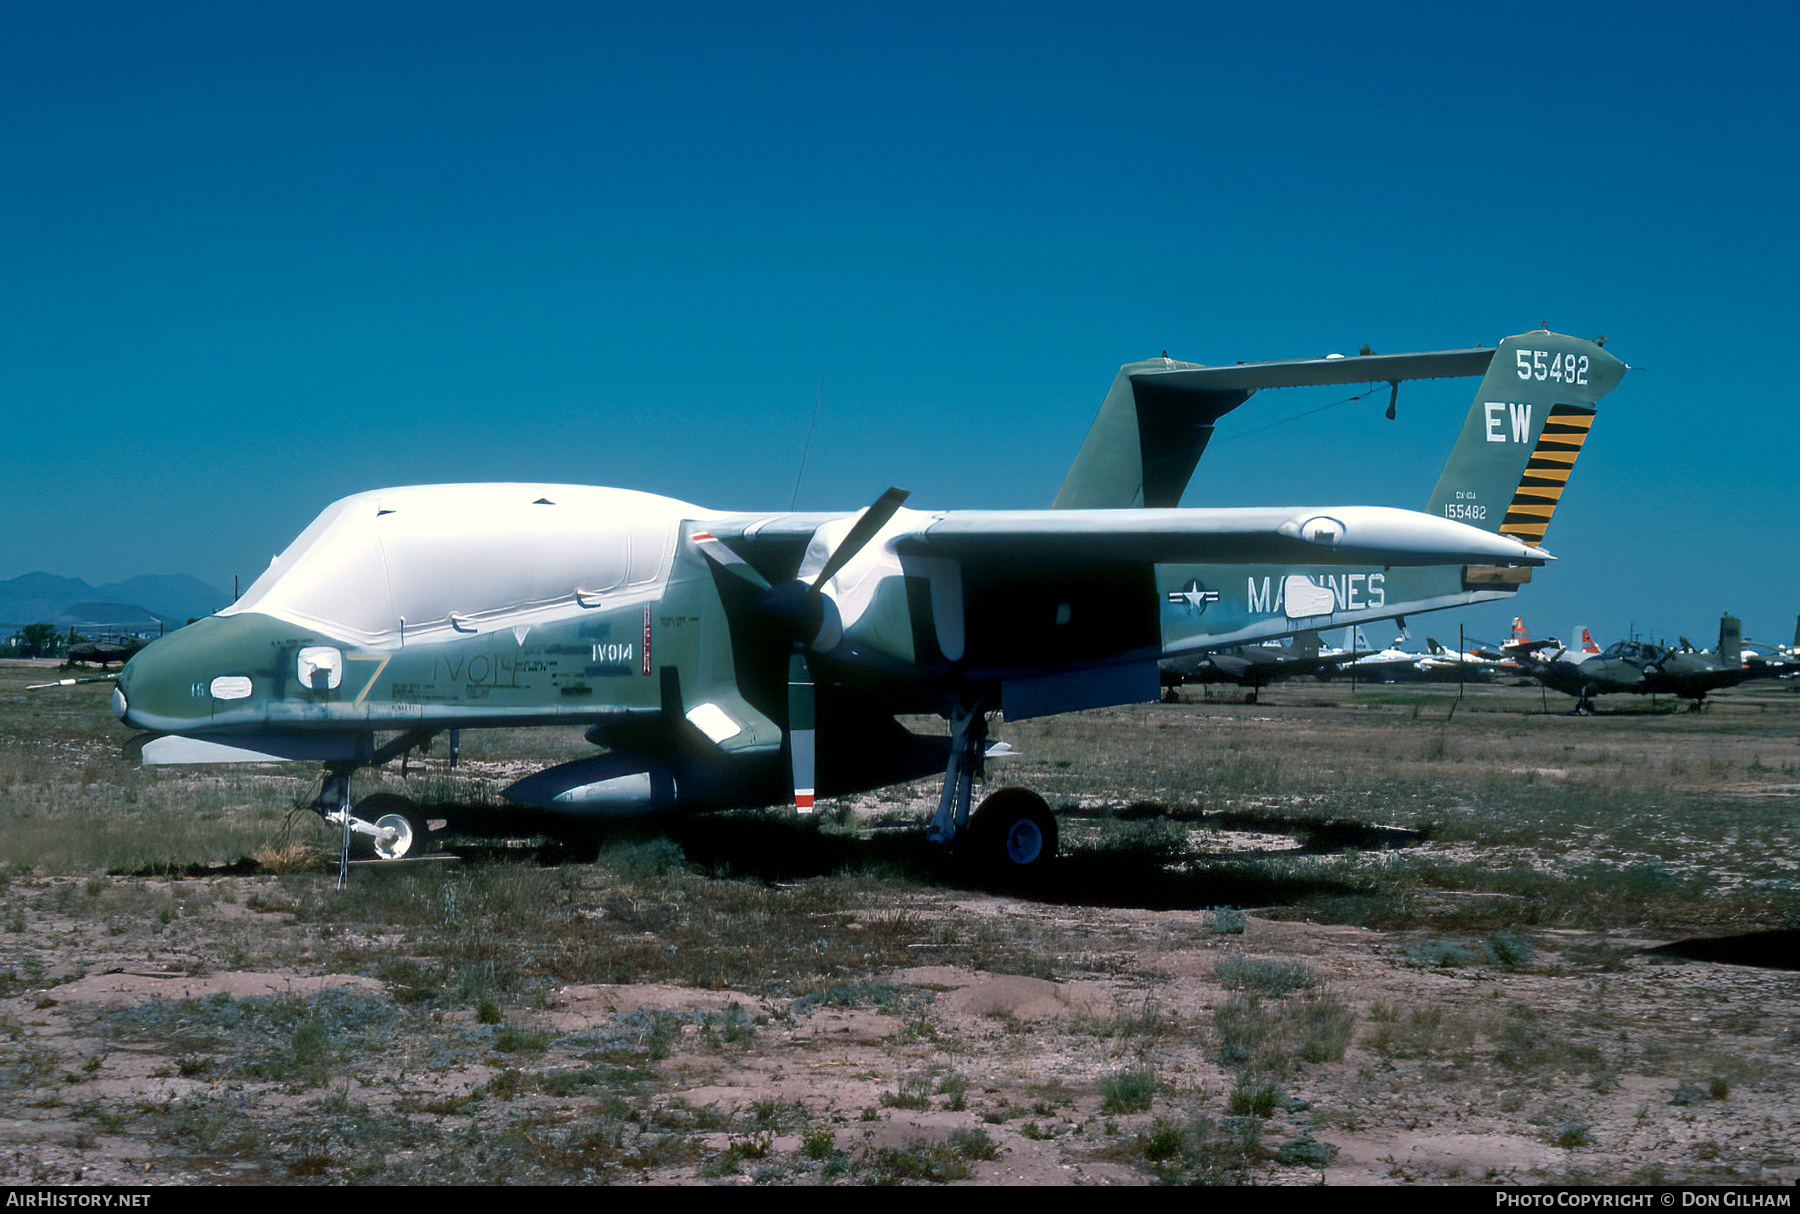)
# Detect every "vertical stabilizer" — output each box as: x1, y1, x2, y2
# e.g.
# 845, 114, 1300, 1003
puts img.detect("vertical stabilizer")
1426, 331, 1626, 544
1054, 357, 1250, 509
1569, 625, 1600, 662
1718, 613, 1742, 667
